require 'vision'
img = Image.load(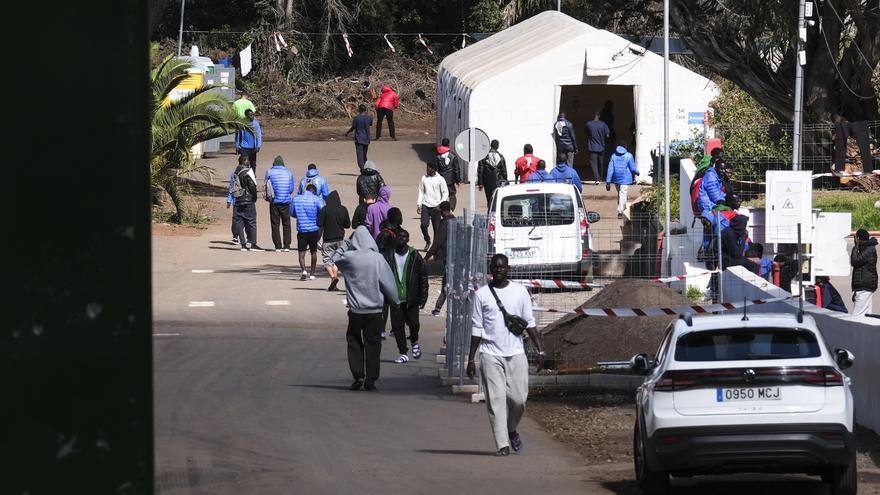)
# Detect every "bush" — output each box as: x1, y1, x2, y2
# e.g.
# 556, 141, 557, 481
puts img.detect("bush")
643, 176, 681, 225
